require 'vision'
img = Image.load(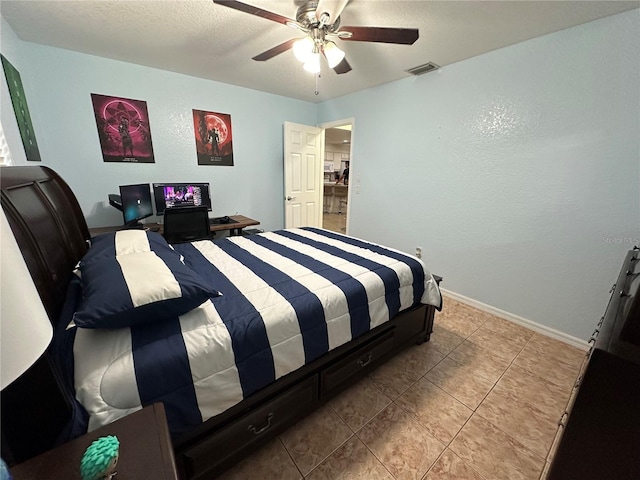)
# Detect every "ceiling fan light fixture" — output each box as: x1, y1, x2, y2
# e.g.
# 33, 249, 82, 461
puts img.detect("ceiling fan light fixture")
323, 41, 345, 69
303, 52, 321, 73
293, 36, 315, 62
